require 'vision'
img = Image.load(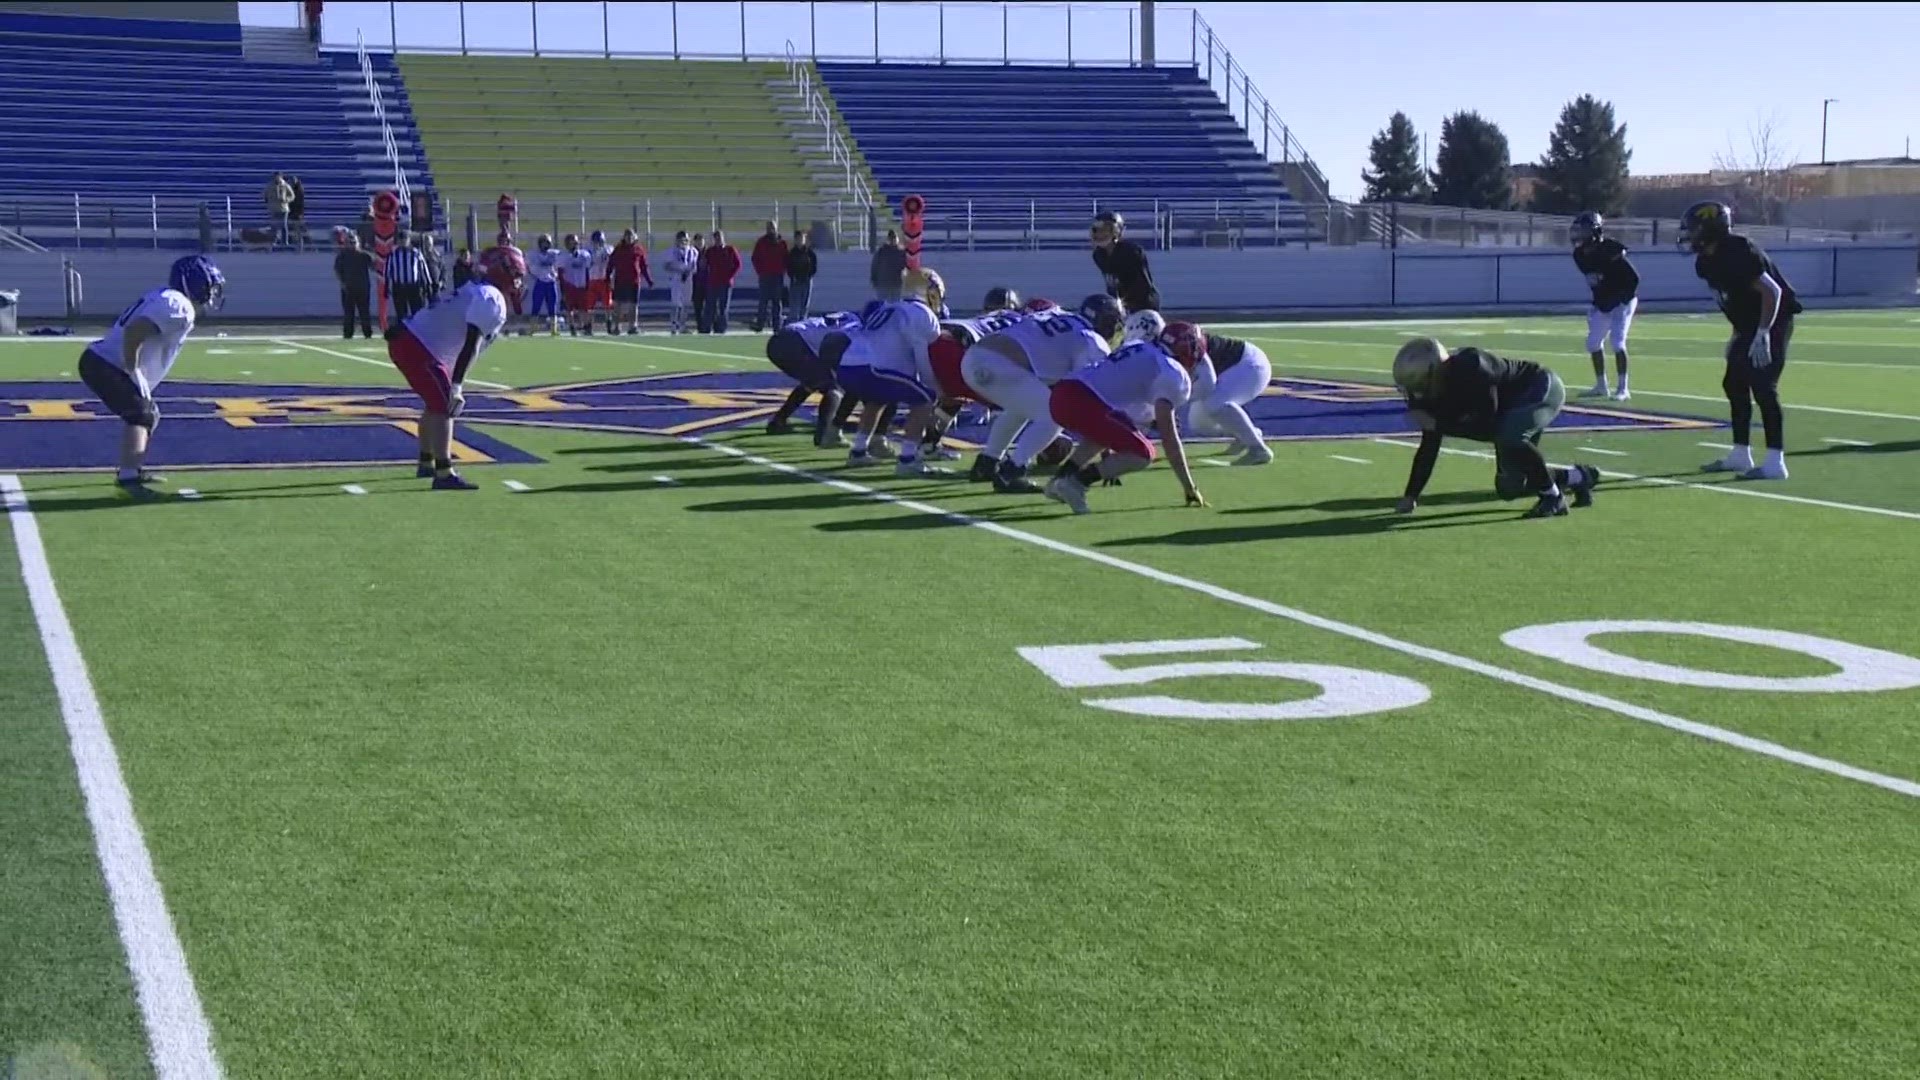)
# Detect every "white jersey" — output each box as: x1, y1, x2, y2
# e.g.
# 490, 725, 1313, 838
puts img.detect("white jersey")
941, 308, 1028, 347
1076, 339, 1191, 412
991, 310, 1110, 382
404, 281, 509, 367
89, 288, 195, 394
786, 311, 862, 354
588, 243, 613, 281
841, 299, 940, 379
527, 248, 562, 284
664, 243, 698, 284
561, 249, 593, 288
